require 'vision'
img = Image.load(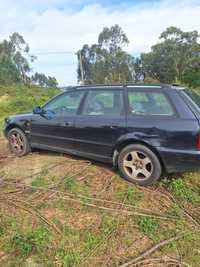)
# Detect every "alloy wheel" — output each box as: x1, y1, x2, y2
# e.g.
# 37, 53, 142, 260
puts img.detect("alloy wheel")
123, 150, 153, 180
9, 131, 25, 155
